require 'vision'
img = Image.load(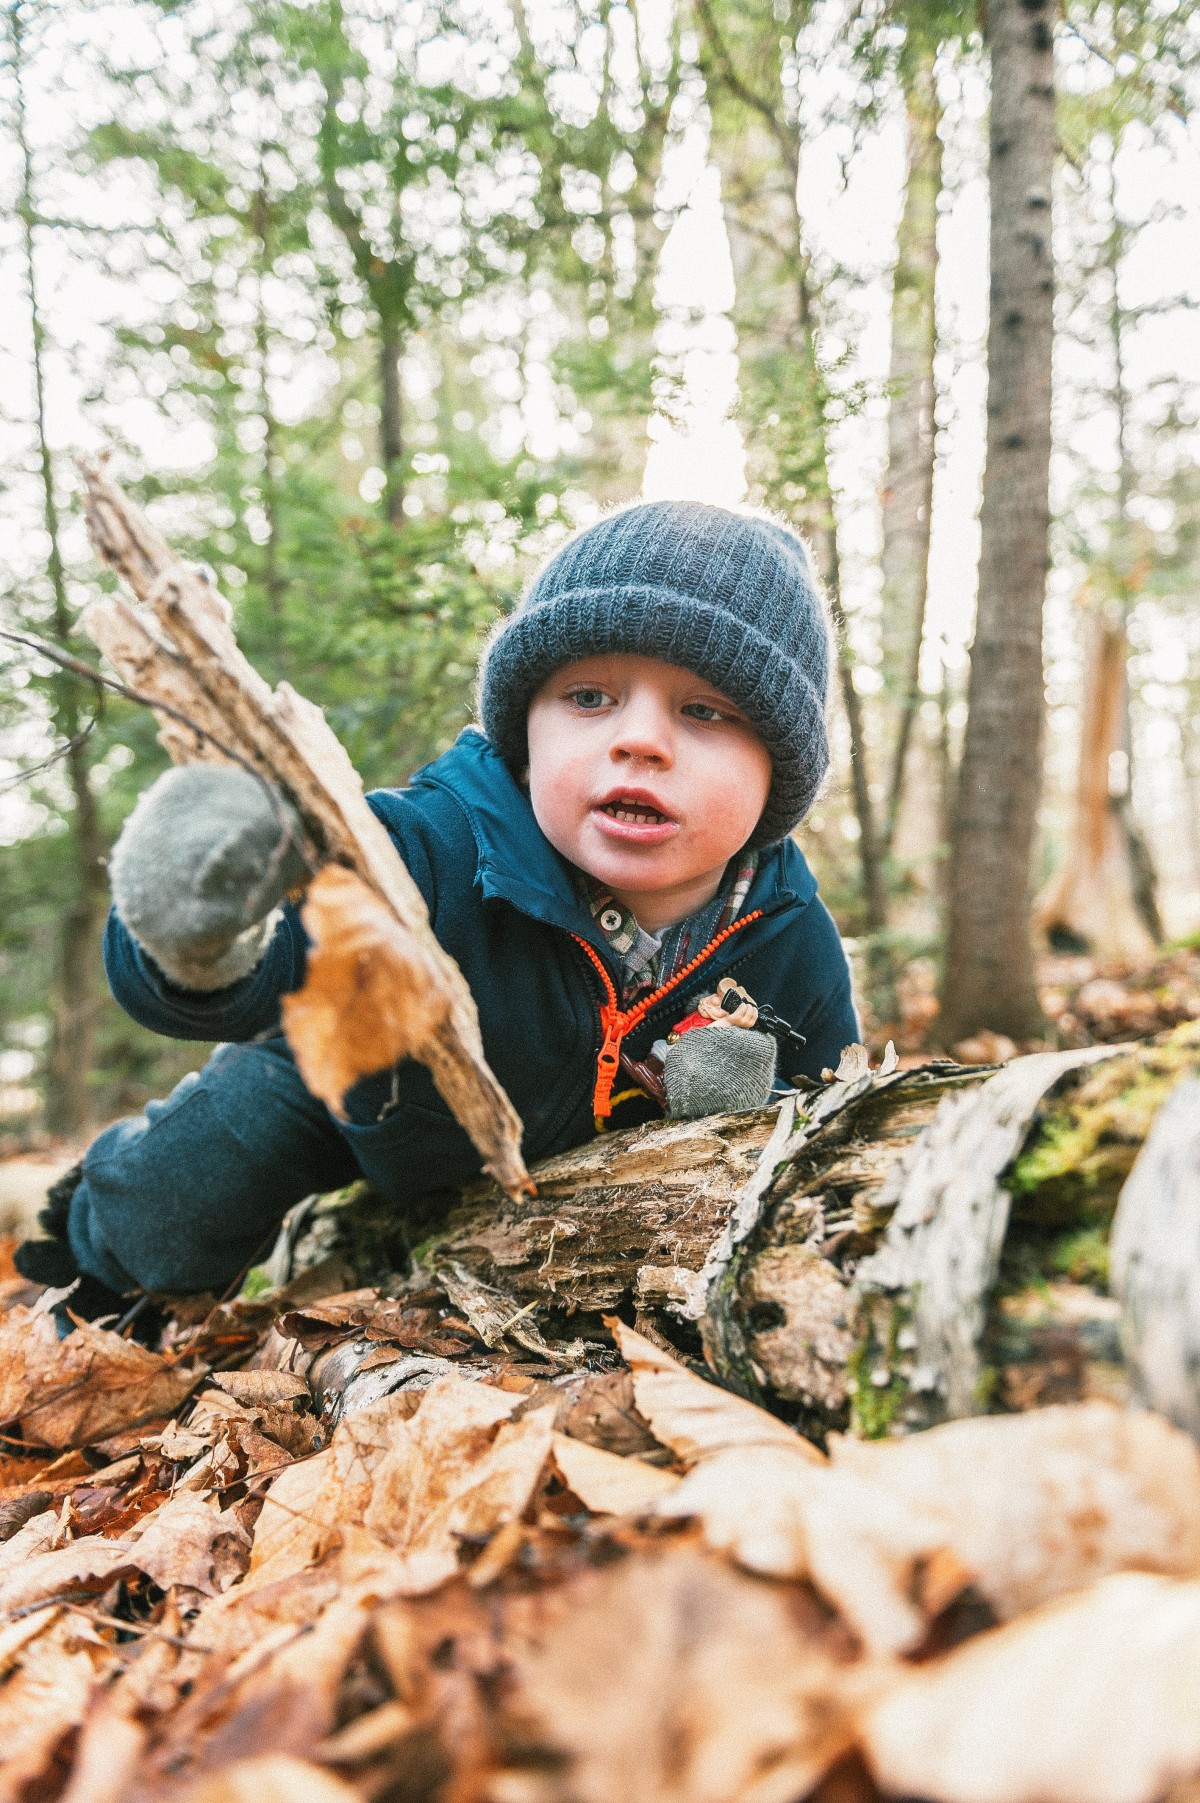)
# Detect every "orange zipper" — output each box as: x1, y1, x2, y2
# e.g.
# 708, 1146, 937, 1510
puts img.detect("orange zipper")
572, 910, 764, 1122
